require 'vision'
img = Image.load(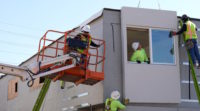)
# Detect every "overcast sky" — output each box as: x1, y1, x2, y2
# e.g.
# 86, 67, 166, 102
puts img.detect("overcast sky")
0, 0, 199, 66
